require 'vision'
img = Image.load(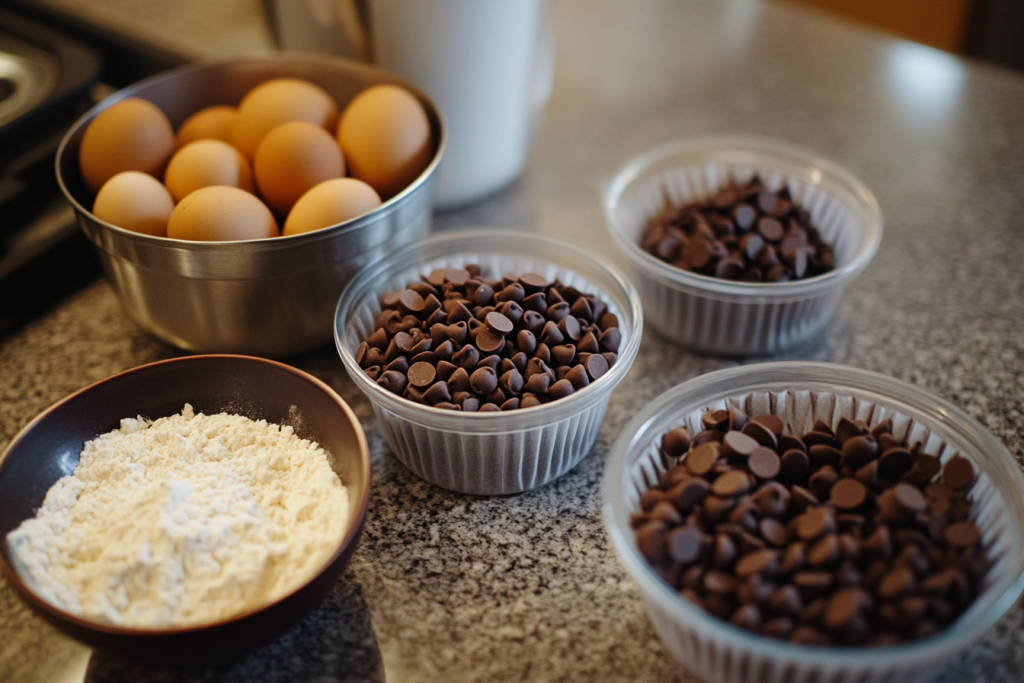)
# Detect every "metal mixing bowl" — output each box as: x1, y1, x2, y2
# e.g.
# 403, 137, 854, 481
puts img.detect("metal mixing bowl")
0, 355, 372, 666
55, 54, 445, 357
